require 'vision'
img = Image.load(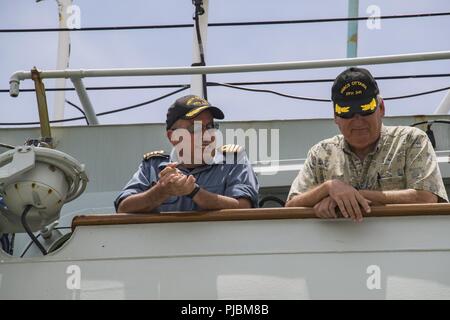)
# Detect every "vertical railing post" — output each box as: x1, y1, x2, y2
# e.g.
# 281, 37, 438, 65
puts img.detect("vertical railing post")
31, 67, 53, 147
70, 78, 100, 125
